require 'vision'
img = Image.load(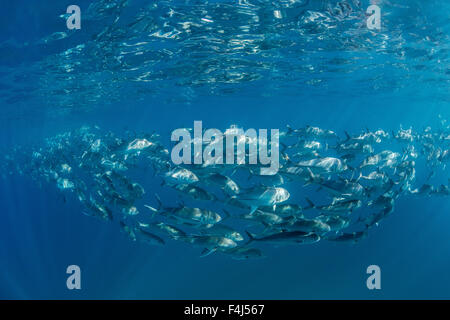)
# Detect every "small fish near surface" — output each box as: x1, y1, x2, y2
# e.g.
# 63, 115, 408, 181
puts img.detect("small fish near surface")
230, 186, 290, 214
